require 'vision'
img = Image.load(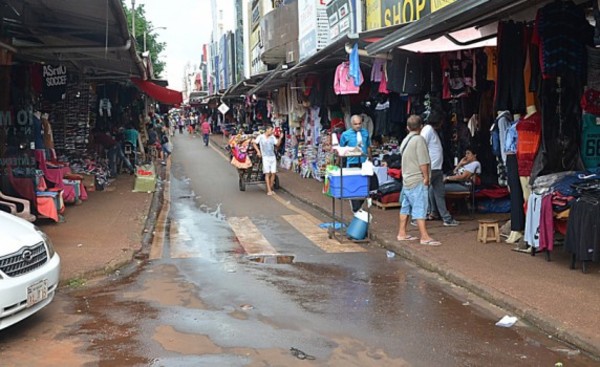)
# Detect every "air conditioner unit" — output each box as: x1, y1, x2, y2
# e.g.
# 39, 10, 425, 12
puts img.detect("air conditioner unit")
286, 50, 295, 63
